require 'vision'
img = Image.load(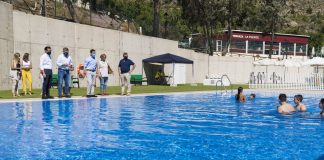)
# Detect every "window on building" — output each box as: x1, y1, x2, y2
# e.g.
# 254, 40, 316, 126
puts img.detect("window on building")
295, 44, 307, 56
281, 42, 294, 55
216, 40, 222, 52
265, 42, 279, 55
231, 40, 246, 50
248, 41, 263, 54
